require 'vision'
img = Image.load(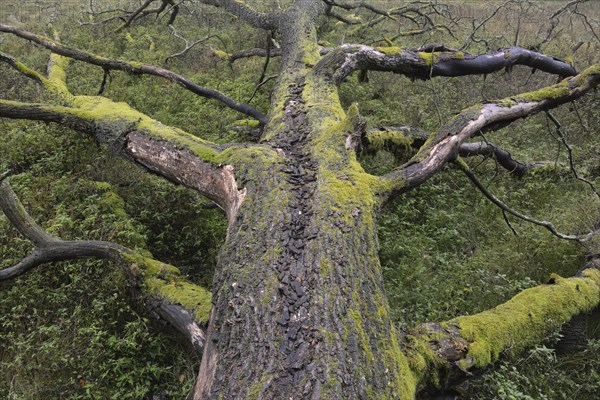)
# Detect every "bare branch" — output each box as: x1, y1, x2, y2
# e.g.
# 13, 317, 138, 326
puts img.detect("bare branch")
316, 45, 576, 85
458, 142, 534, 177
0, 24, 267, 124
165, 24, 220, 63
545, 111, 600, 199
116, 0, 157, 31
456, 158, 597, 242
0, 177, 208, 353
533, 0, 597, 51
